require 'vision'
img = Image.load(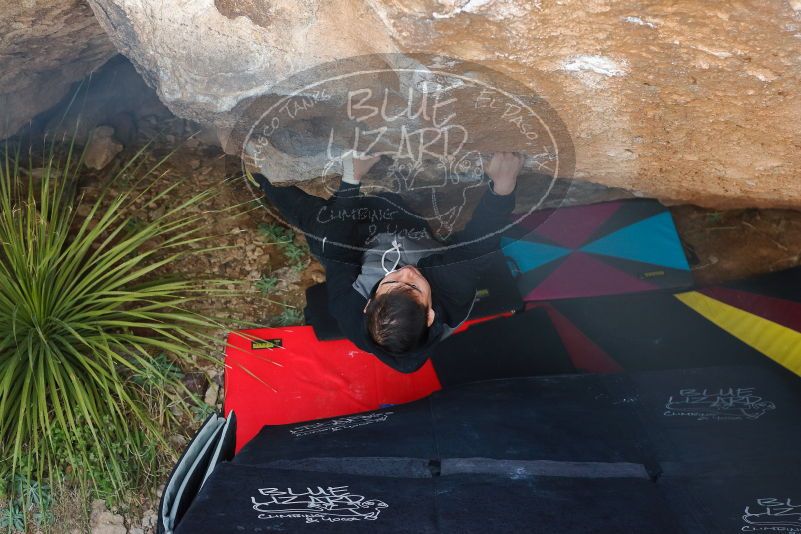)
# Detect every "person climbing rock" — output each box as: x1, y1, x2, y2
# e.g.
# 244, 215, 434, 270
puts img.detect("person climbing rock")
245, 149, 524, 372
